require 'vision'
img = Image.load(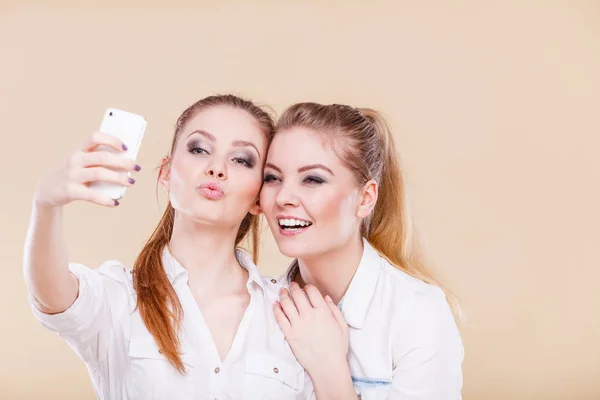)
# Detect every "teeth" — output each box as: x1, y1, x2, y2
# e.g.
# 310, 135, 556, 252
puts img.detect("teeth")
278, 218, 312, 228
